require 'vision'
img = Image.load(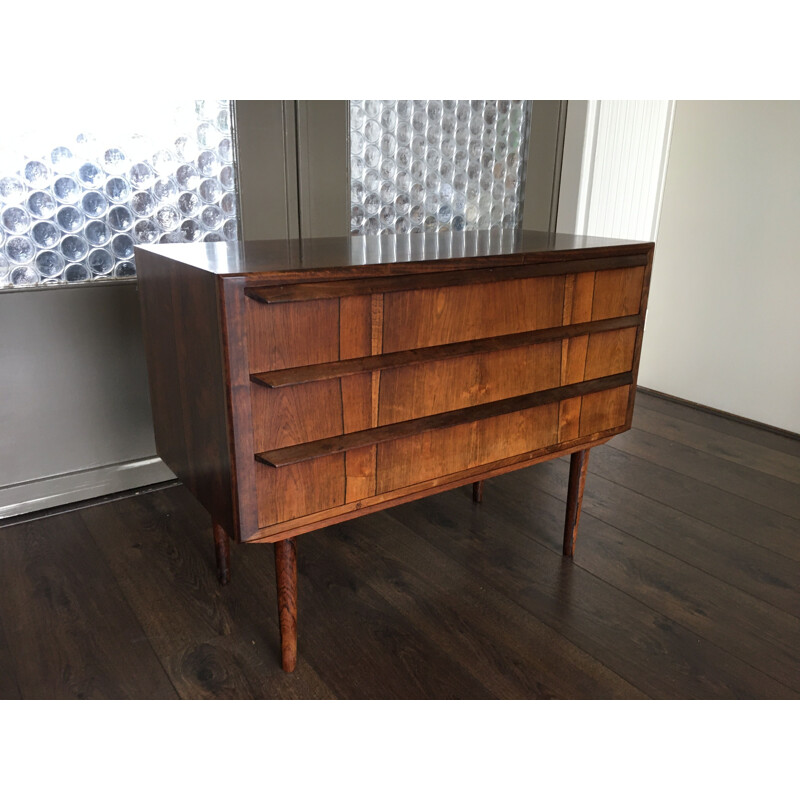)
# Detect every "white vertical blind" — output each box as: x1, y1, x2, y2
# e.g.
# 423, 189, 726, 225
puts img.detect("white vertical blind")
576, 100, 674, 242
